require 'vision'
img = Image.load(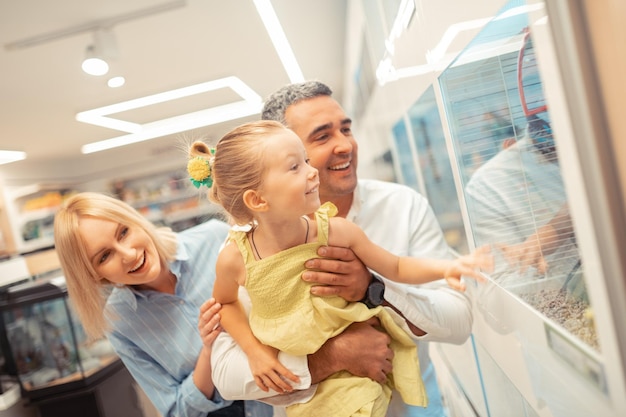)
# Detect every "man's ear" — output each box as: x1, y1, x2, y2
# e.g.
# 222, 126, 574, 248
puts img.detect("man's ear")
243, 189, 268, 212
